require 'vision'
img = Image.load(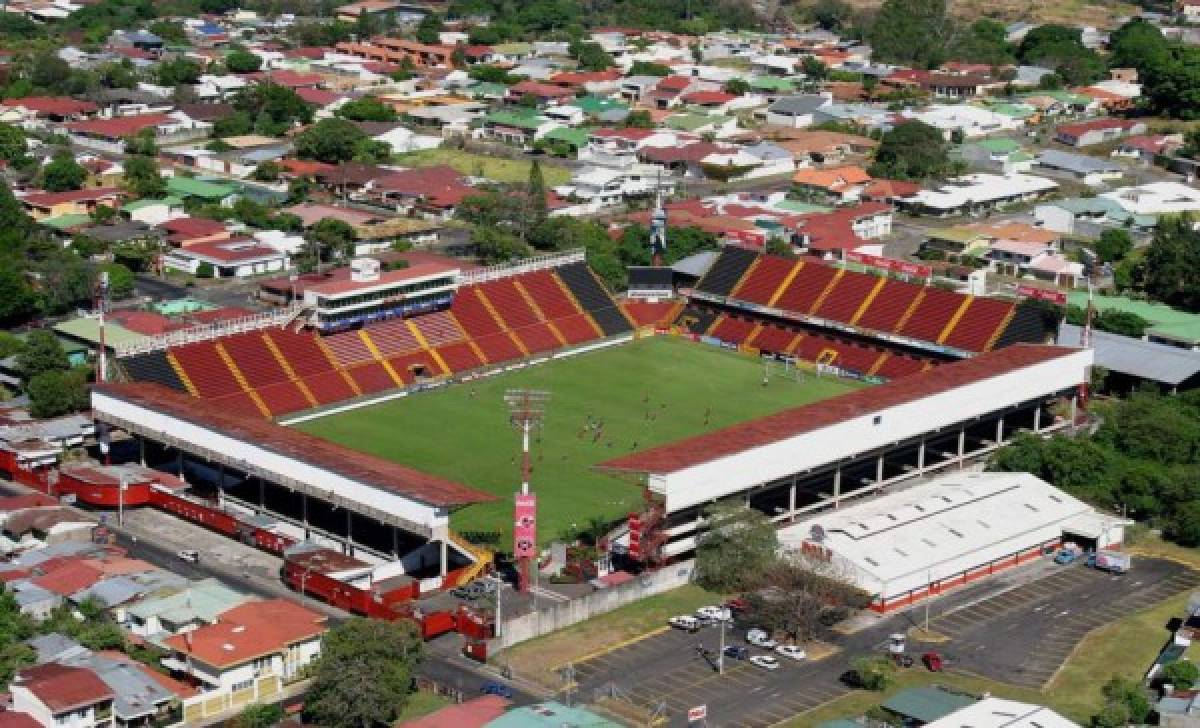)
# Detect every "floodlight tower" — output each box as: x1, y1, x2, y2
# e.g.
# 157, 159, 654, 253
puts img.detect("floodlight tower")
94, 271, 110, 384
649, 178, 668, 268
505, 388, 550, 594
